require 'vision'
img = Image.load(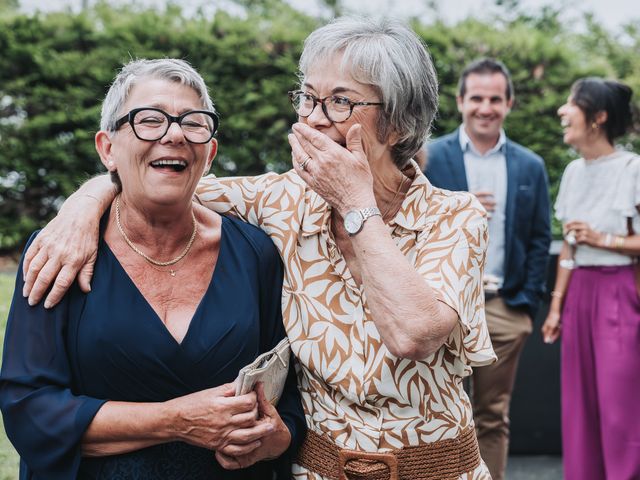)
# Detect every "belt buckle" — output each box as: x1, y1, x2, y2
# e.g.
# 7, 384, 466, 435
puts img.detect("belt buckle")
337, 449, 399, 480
